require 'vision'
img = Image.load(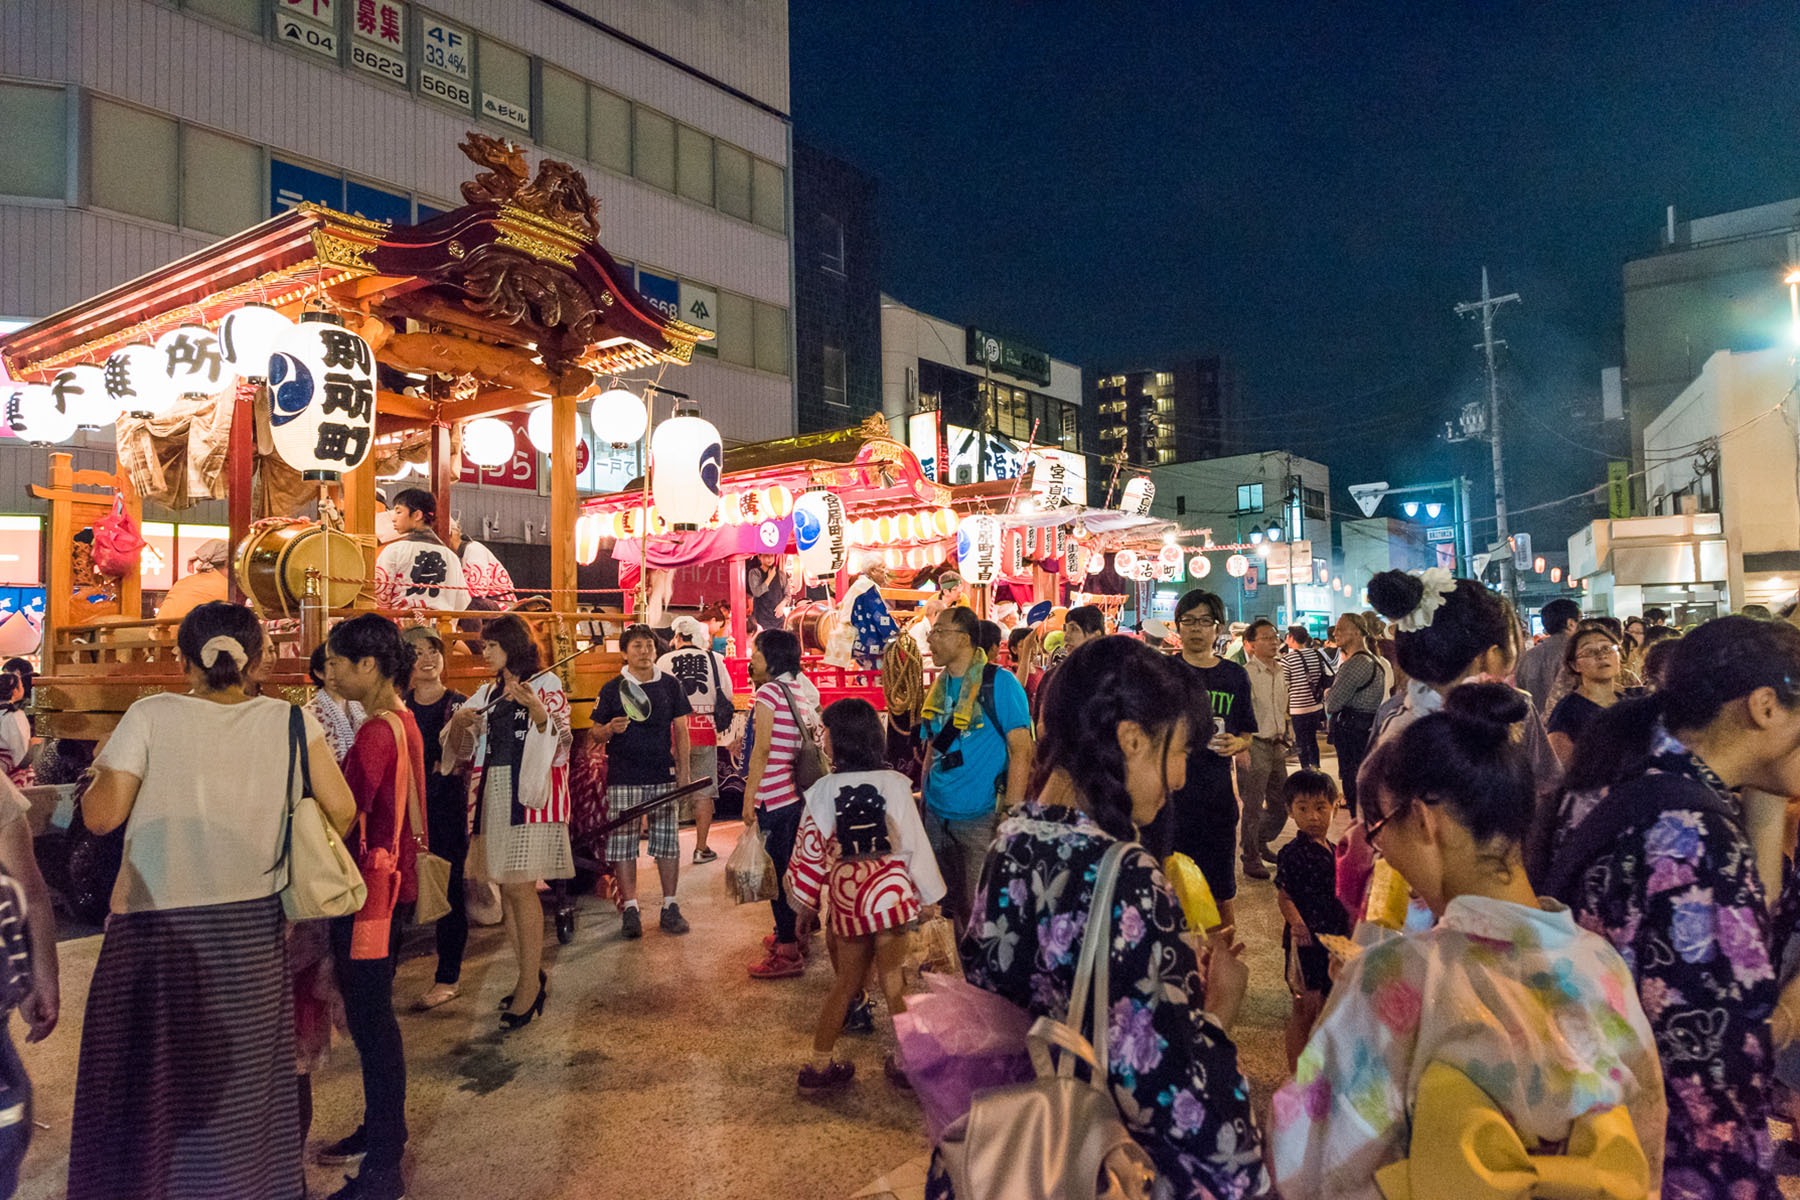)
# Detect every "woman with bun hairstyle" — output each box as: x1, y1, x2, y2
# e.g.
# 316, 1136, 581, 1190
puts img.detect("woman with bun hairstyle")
1542, 616, 1800, 1199
73, 603, 357, 1200
315, 613, 427, 1200
1272, 684, 1665, 1199
928, 636, 1266, 1200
